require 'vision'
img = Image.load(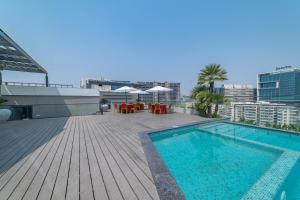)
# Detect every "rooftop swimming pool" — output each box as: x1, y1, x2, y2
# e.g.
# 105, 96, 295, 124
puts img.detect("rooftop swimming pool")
150, 122, 300, 200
